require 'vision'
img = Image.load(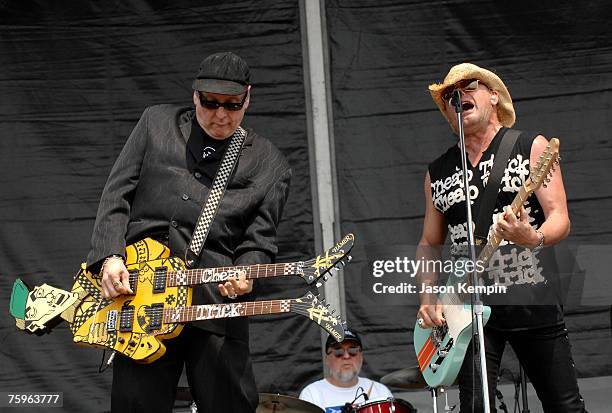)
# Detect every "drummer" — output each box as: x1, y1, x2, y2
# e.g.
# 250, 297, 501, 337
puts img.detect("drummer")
299, 329, 393, 412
